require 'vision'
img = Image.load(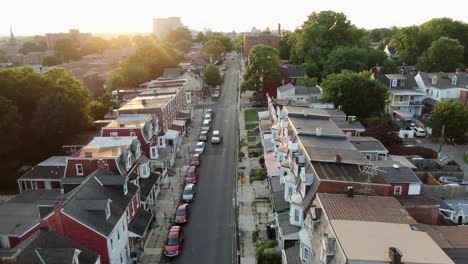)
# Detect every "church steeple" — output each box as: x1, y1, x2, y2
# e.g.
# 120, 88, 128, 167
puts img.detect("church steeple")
9, 26, 16, 44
